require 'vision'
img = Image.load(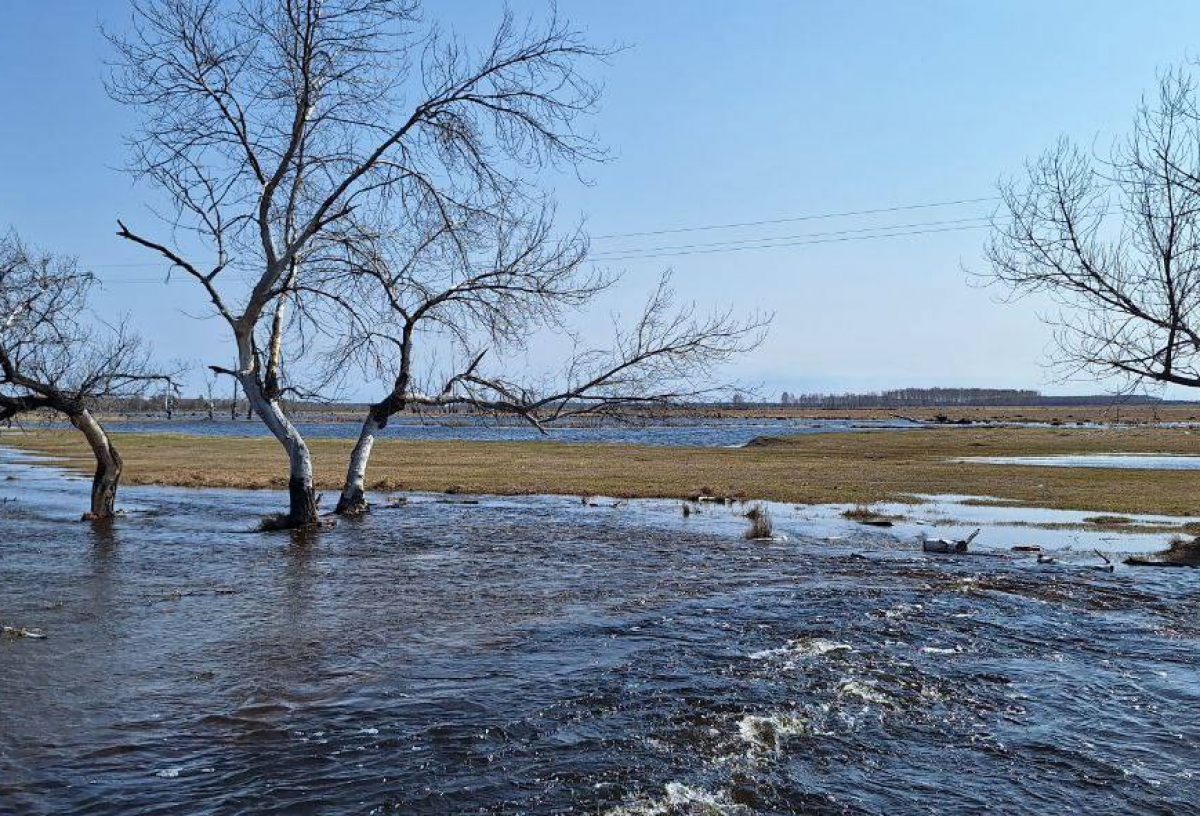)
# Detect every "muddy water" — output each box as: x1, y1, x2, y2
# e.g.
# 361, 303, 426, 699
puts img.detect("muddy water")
1, 458, 1199, 815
